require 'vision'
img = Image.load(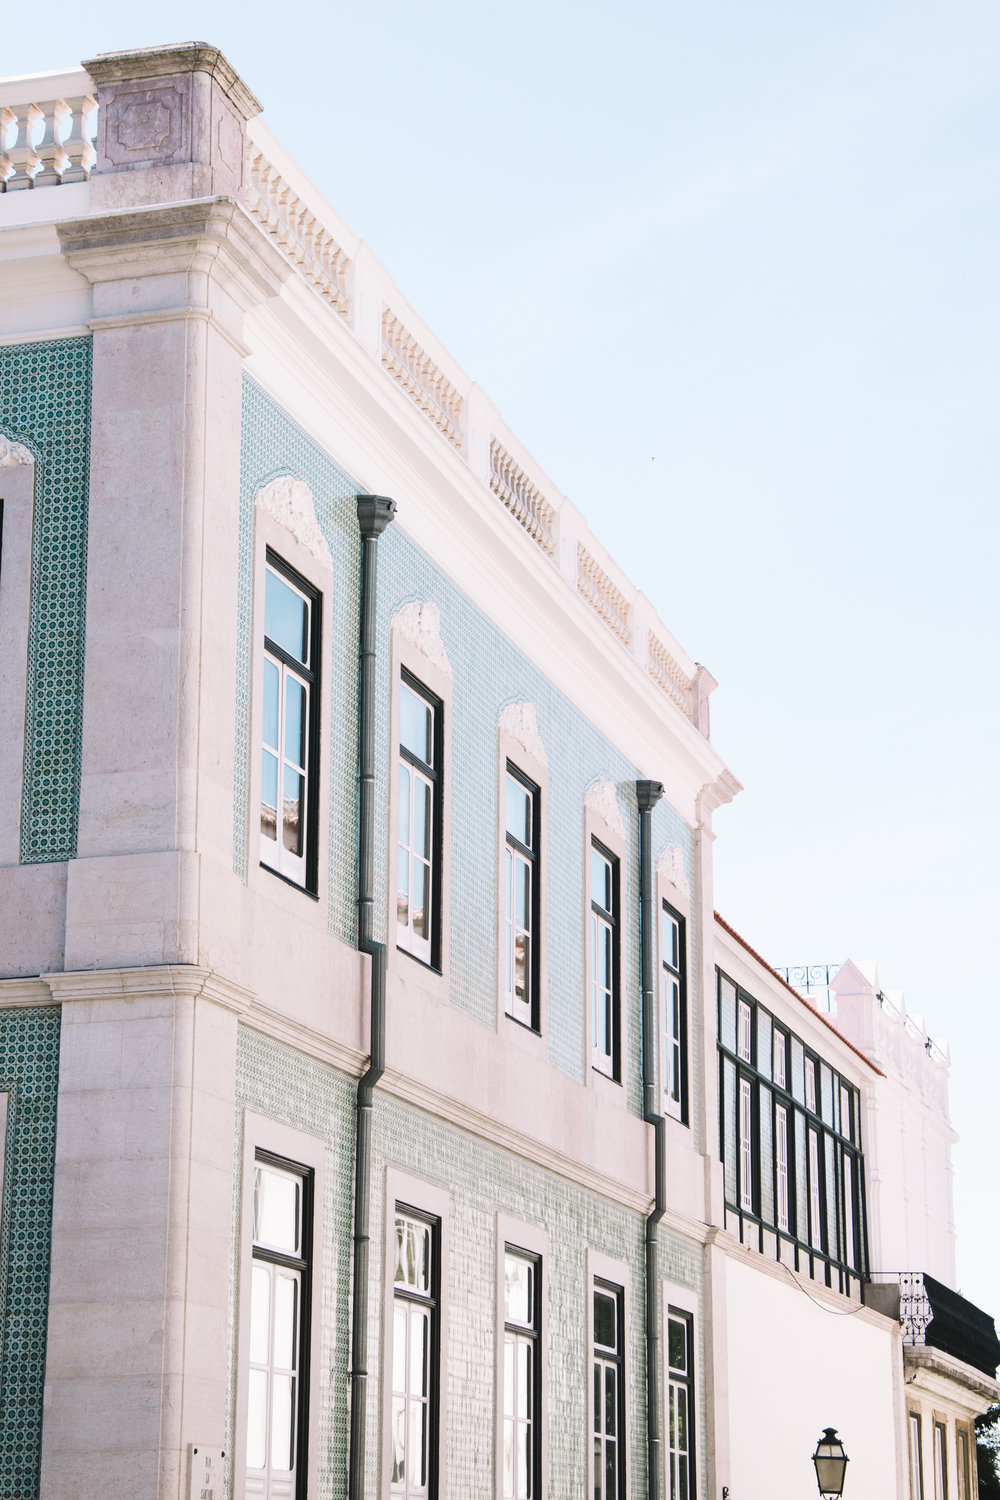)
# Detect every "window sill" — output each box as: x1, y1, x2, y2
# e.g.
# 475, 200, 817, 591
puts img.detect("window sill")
259, 862, 319, 901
